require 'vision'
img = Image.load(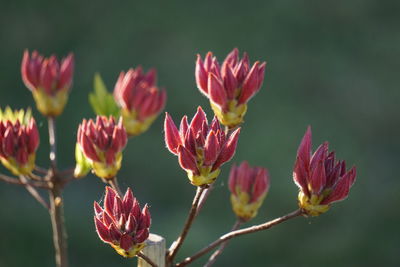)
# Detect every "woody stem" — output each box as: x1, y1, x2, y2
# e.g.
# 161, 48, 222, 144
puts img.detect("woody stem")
48, 117, 68, 267
175, 209, 303, 266
167, 187, 206, 264
204, 219, 242, 267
